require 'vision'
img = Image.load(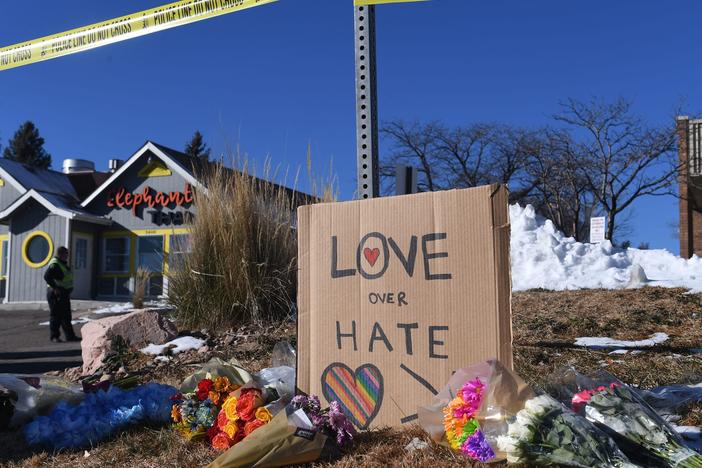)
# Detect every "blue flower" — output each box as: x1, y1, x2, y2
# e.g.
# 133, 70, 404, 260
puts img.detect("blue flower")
24, 383, 178, 450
